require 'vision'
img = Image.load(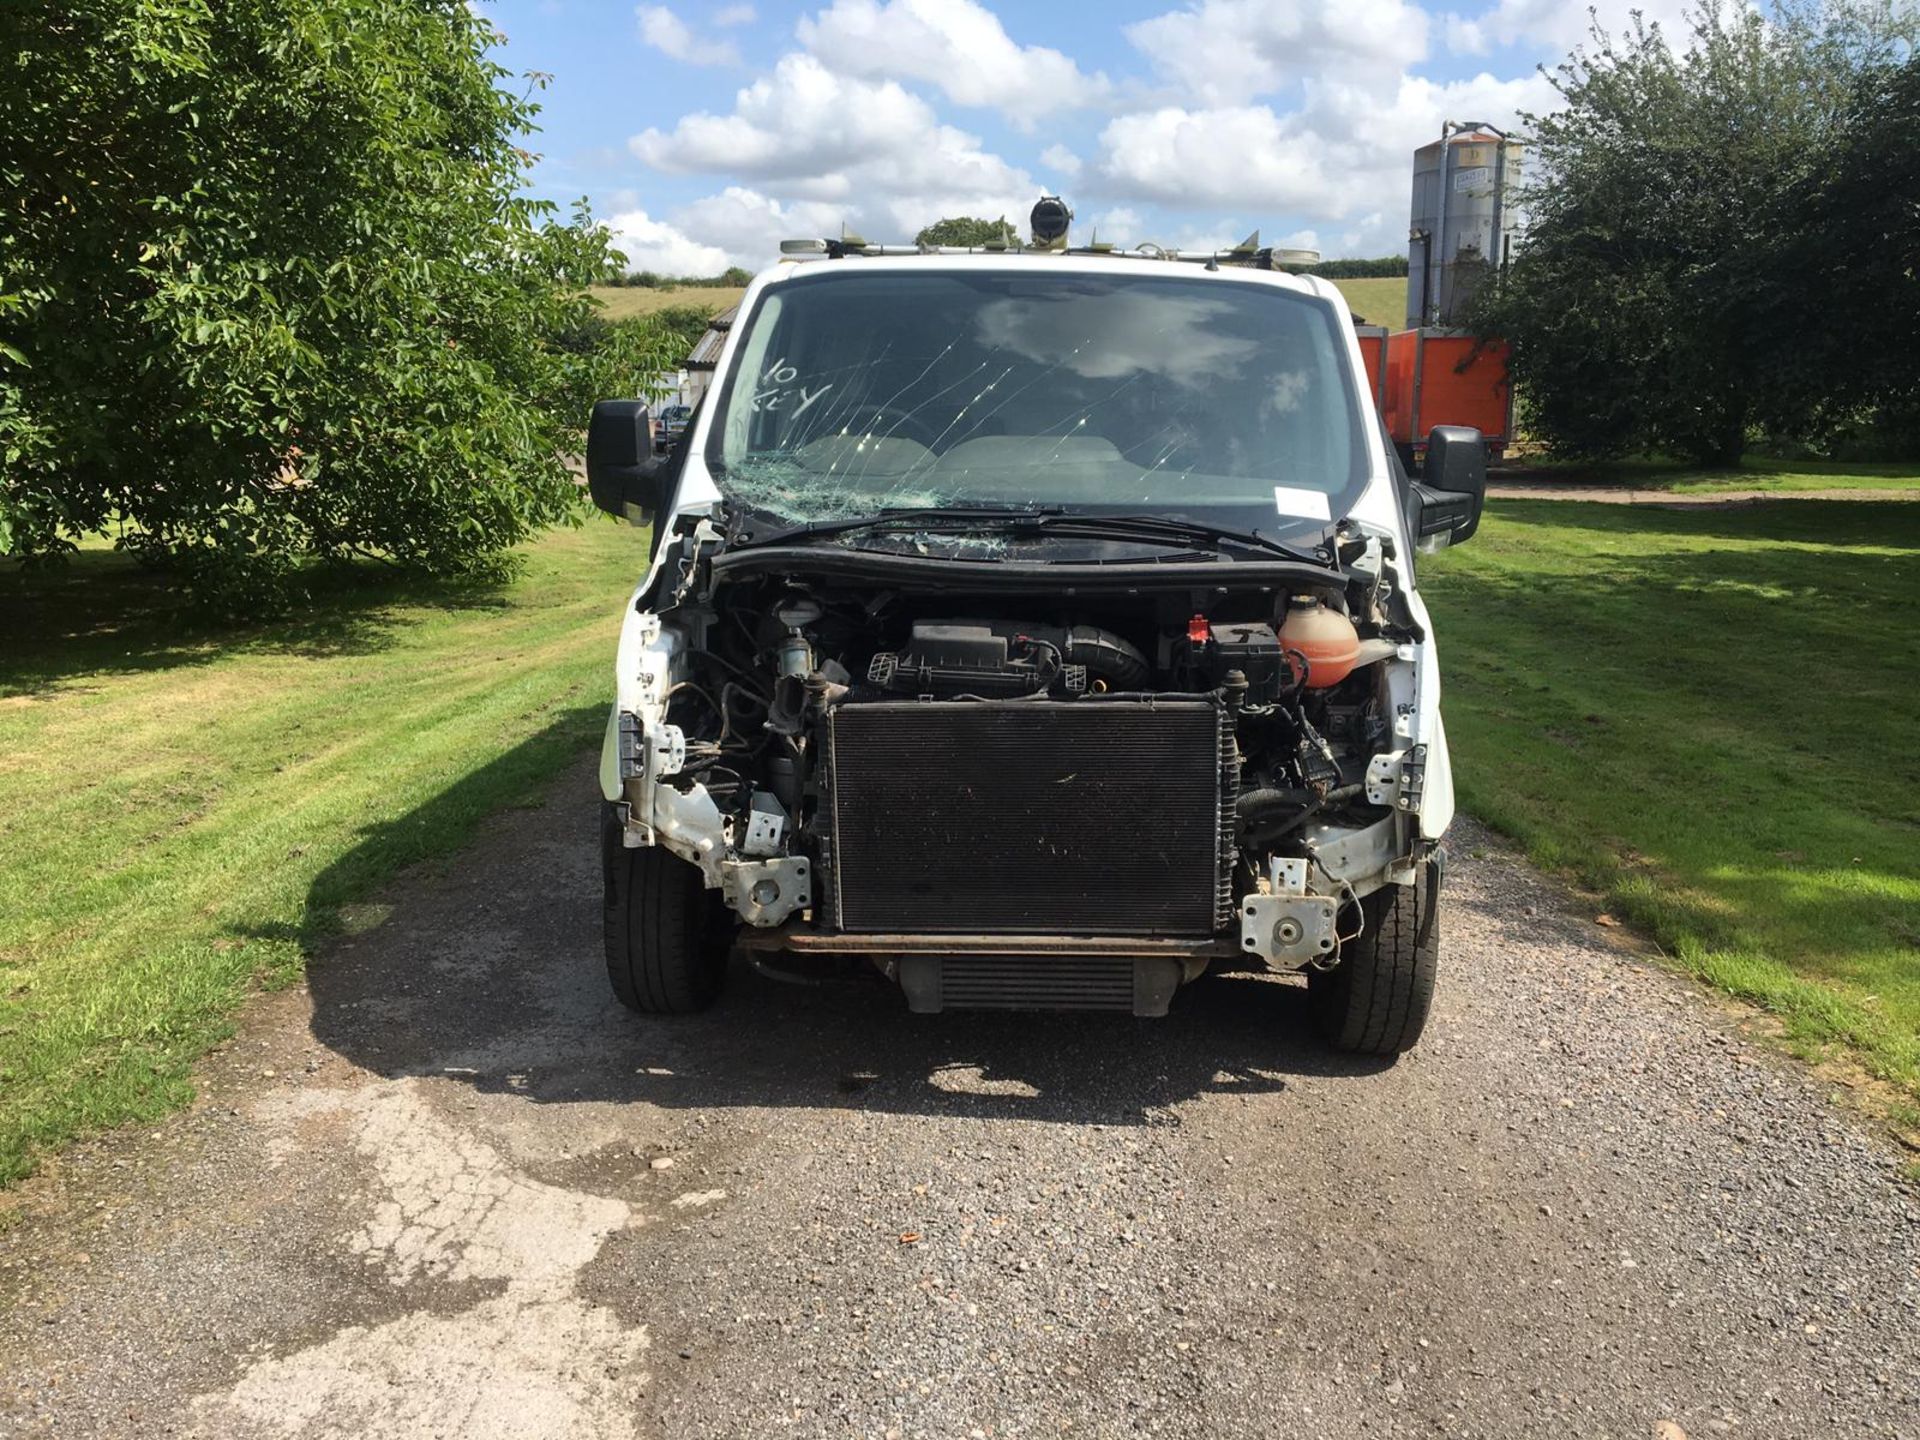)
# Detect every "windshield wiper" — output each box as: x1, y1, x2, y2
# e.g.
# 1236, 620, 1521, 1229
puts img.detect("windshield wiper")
735, 506, 1332, 567
740, 504, 1066, 547
1020, 513, 1331, 564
